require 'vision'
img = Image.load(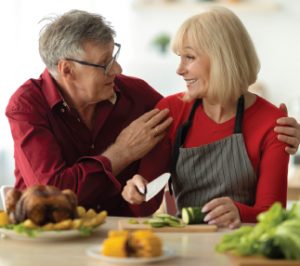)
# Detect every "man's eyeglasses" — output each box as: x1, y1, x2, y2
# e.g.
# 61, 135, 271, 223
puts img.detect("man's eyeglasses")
65, 43, 121, 75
